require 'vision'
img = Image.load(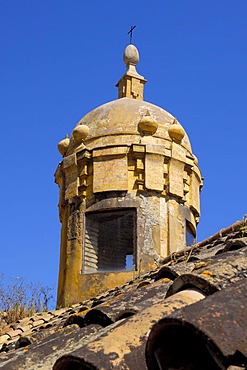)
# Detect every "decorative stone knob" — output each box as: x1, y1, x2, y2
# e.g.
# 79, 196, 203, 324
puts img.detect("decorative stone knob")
123, 44, 139, 66
72, 124, 89, 142
168, 119, 185, 142
58, 135, 69, 156
138, 110, 158, 135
